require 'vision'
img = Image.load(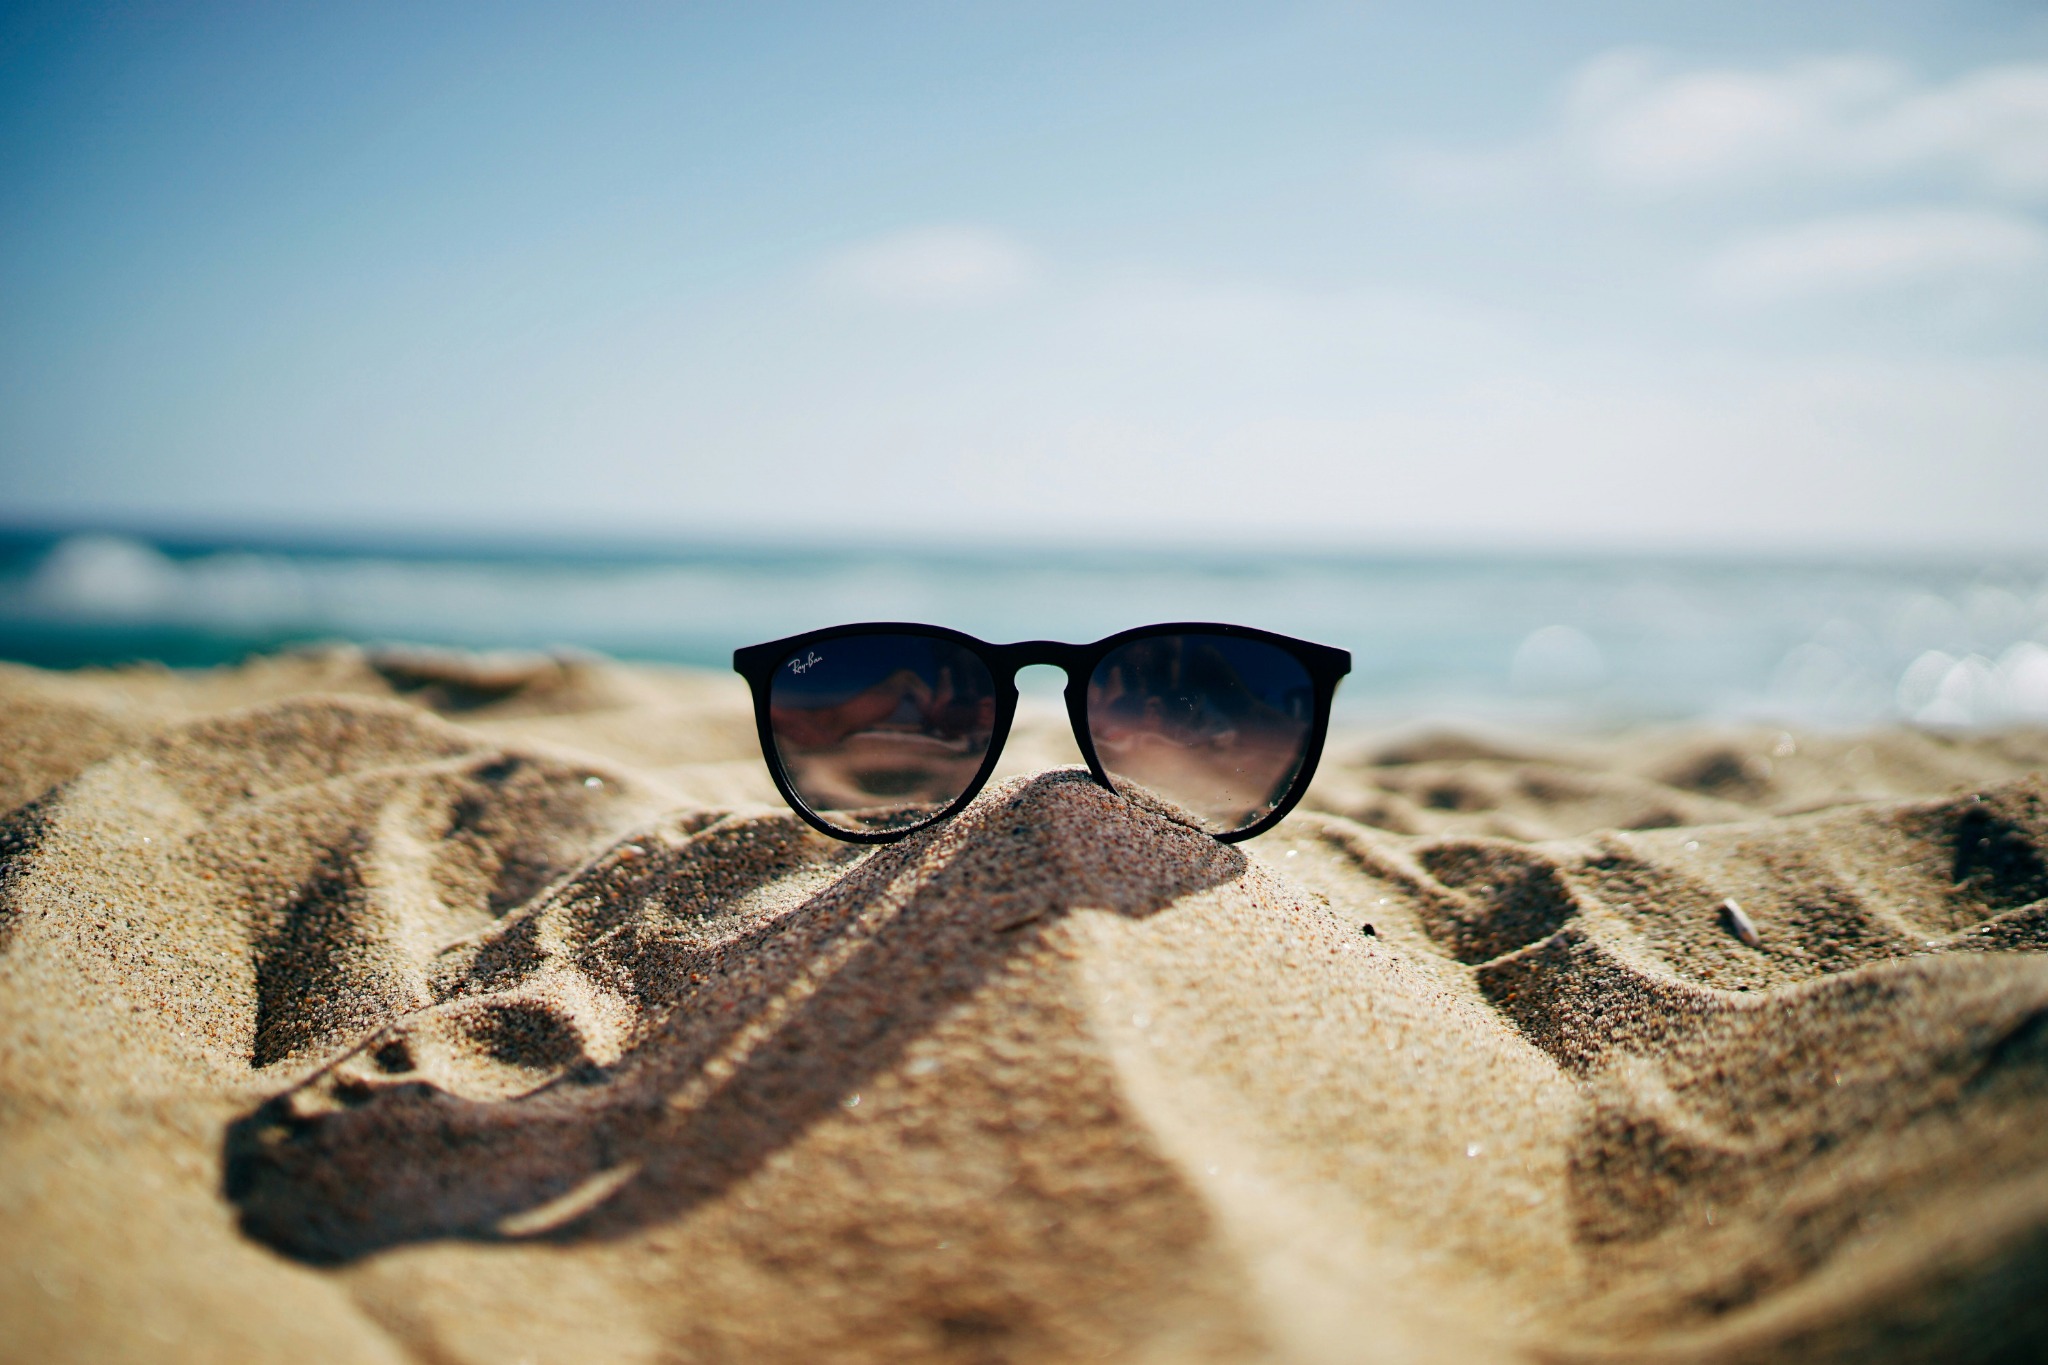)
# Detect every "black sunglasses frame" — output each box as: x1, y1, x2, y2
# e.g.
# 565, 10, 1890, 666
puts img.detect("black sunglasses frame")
733, 621, 1352, 846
